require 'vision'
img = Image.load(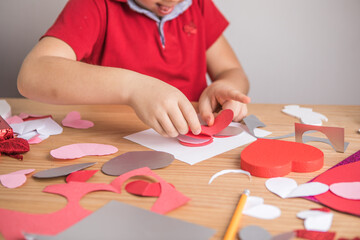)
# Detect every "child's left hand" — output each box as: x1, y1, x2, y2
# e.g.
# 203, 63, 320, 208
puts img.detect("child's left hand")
198, 81, 250, 126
